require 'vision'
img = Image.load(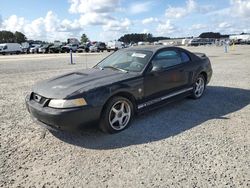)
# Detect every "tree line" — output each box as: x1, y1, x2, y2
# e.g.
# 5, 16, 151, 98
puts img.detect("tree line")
118, 32, 231, 43
0, 31, 27, 43
0, 30, 232, 45
118, 33, 170, 43
199, 32, 229, 39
